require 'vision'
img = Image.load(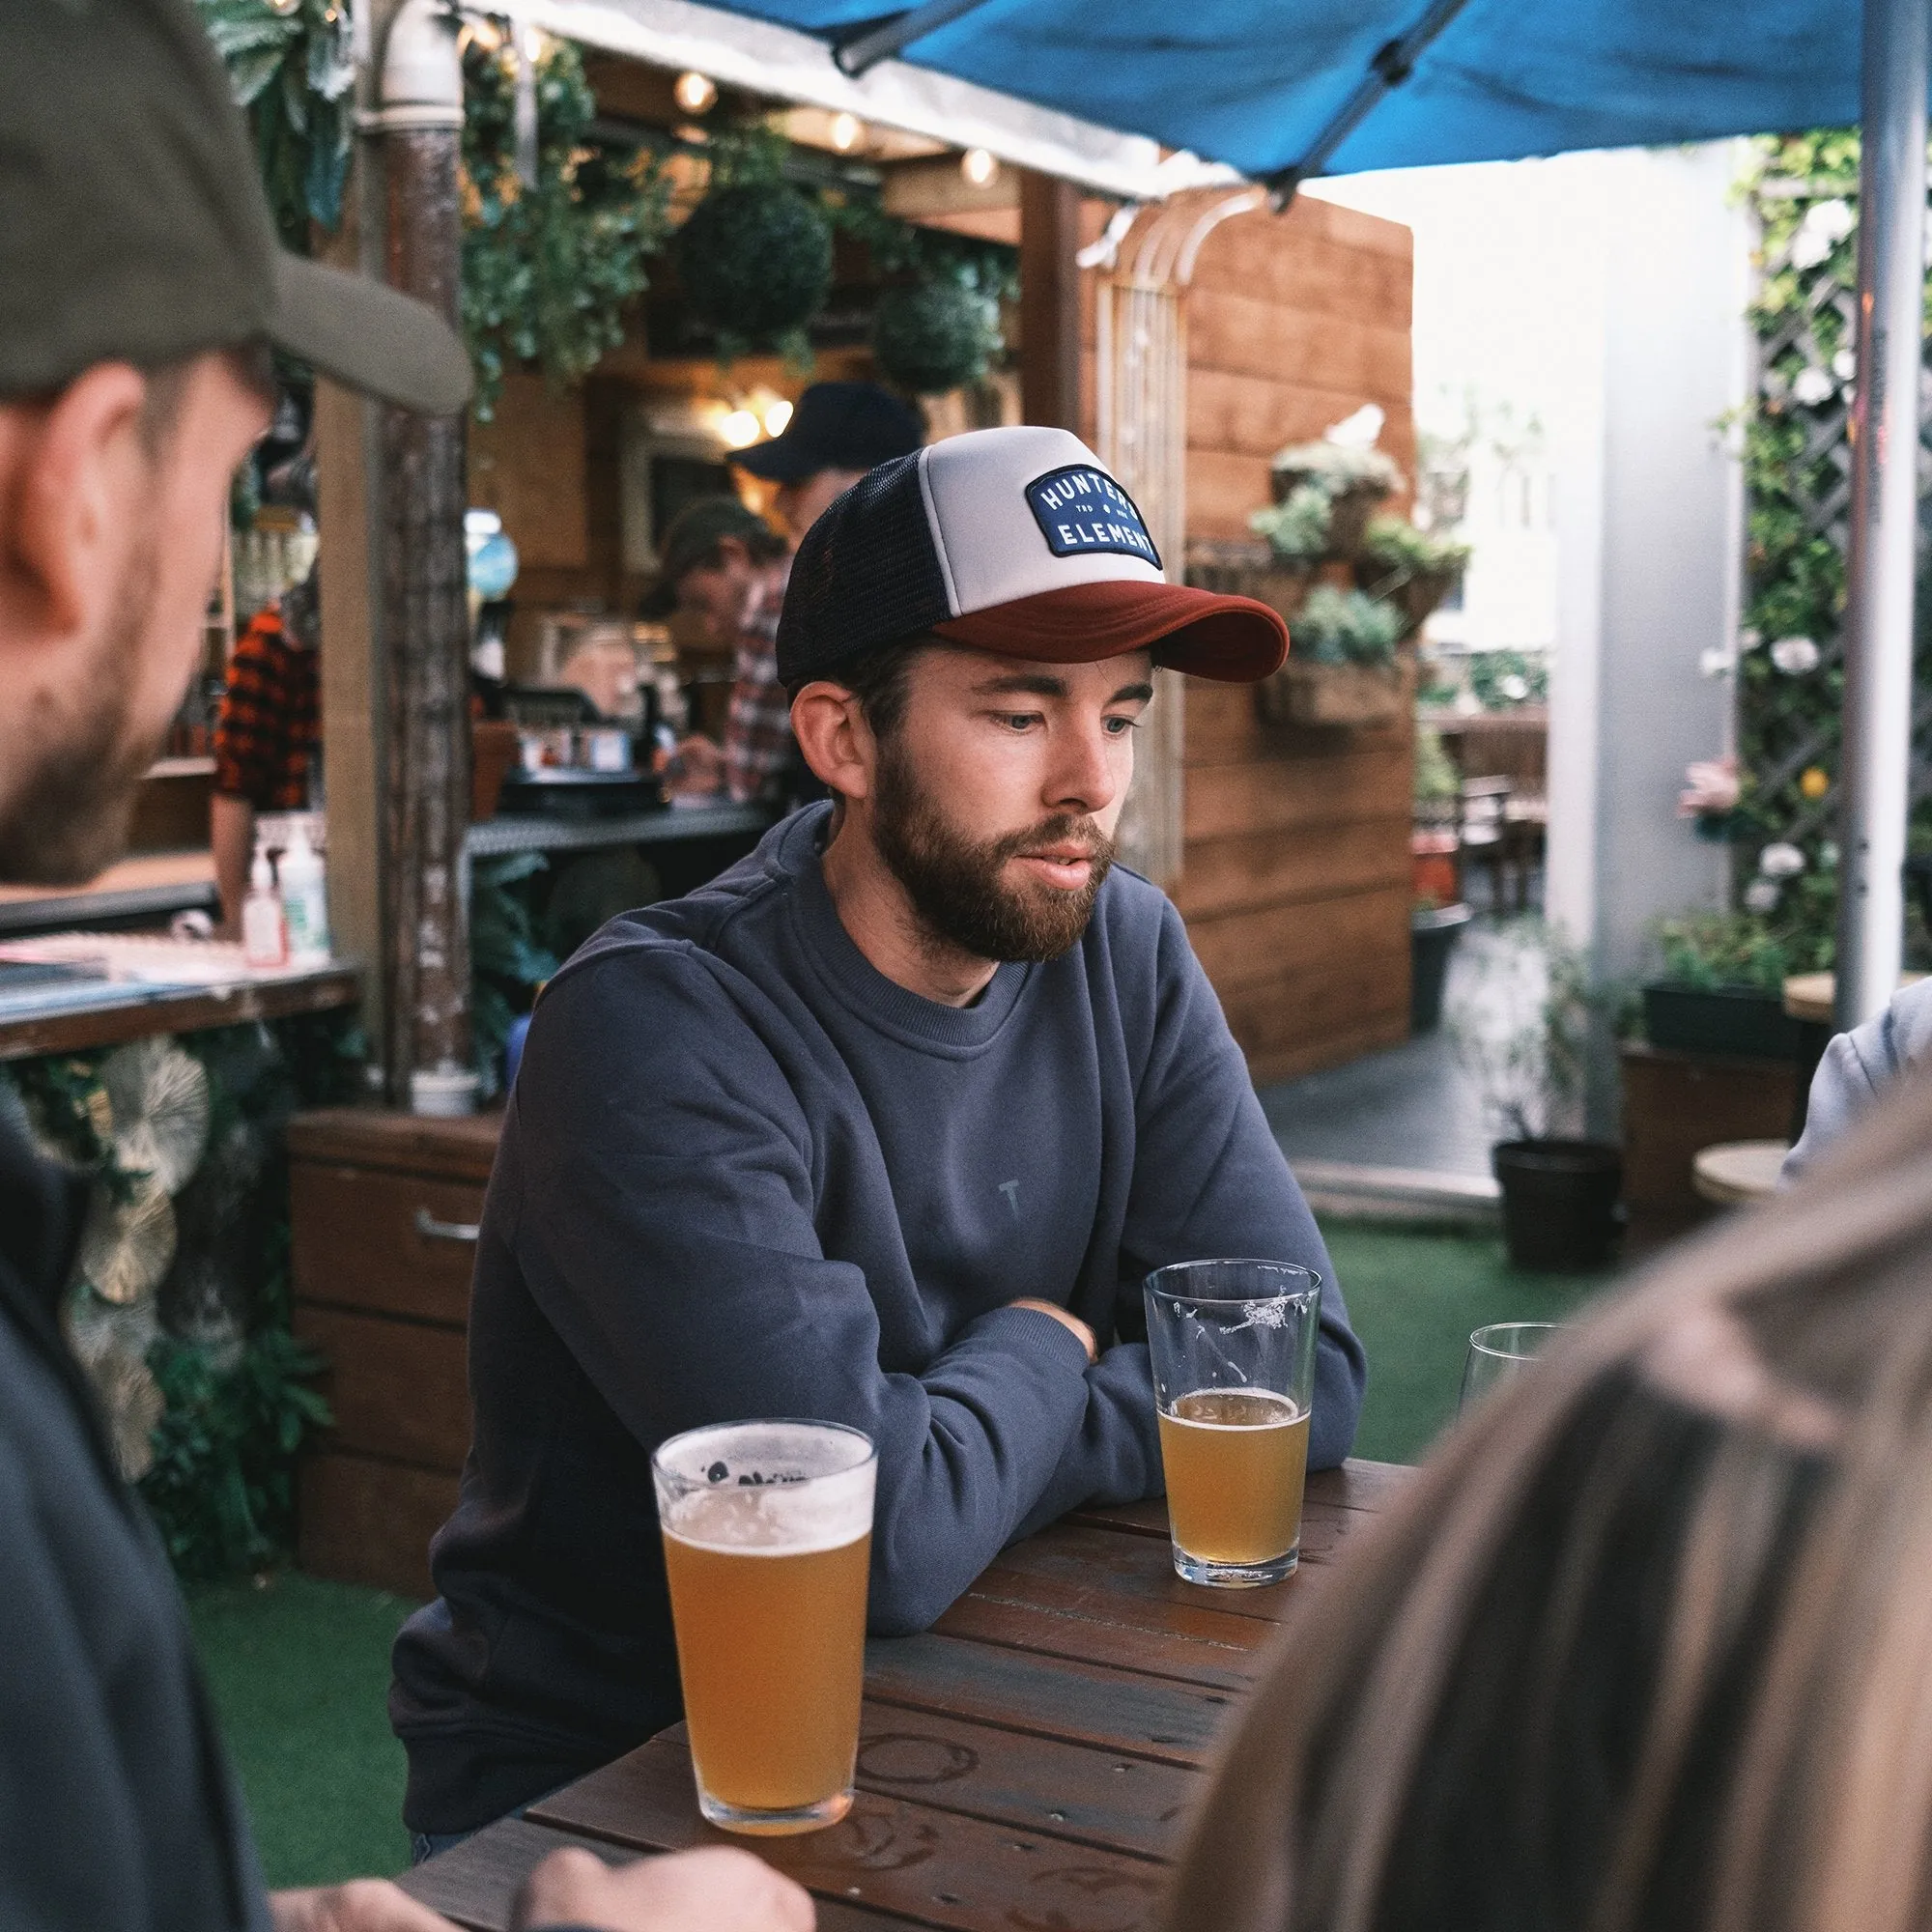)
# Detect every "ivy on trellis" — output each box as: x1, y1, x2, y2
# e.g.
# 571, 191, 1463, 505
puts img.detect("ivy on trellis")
1734, 132, 1932, 965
